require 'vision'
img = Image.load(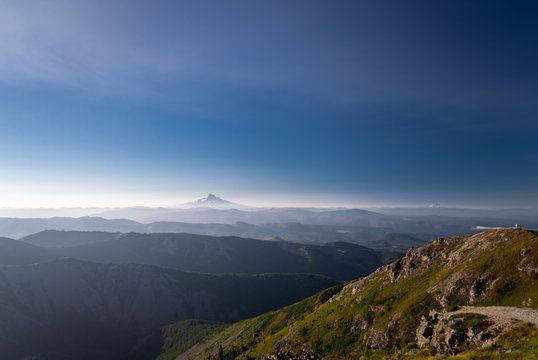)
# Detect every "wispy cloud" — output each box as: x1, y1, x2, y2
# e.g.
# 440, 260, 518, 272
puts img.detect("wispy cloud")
1, 0, 536, 124
0, 0, 536, 132
0, 1, 178, 95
